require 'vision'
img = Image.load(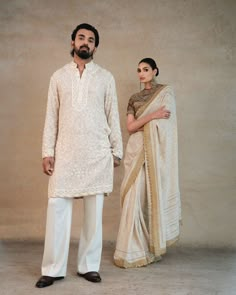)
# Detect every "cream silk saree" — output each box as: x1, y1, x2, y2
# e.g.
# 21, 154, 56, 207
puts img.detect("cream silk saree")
114, 85, 181, 268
